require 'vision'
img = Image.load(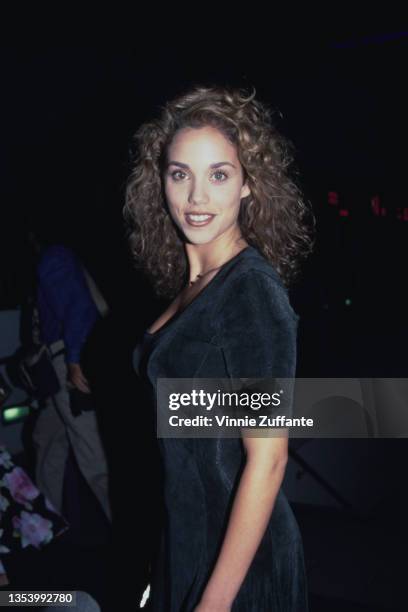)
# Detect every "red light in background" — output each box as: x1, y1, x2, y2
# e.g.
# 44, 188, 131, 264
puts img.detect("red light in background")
328, 191, 339, 205
339, 209, 349, 217
371, 195, 381, 216
404, 208, 408, 221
